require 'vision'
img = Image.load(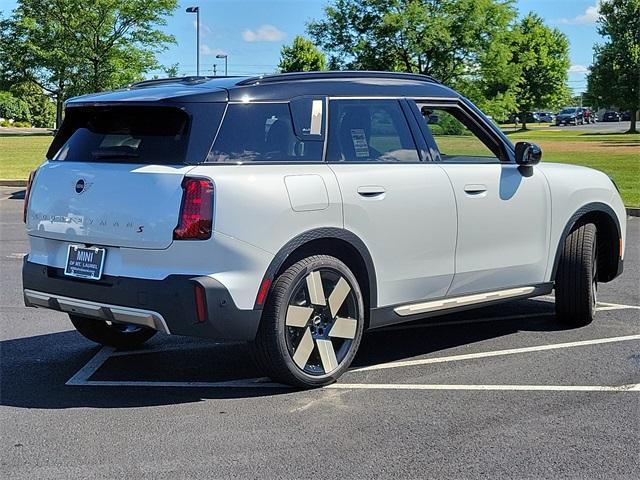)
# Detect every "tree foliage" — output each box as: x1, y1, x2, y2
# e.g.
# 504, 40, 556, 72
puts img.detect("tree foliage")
10, 81, 56, 127
307, 0, 517, 84
0, 91, 31, 123
307, 1, 572, 123
279, 36, 326, 73
509, 13, 571, 129
586, 0, 639, 133
0, 0, 177, 127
